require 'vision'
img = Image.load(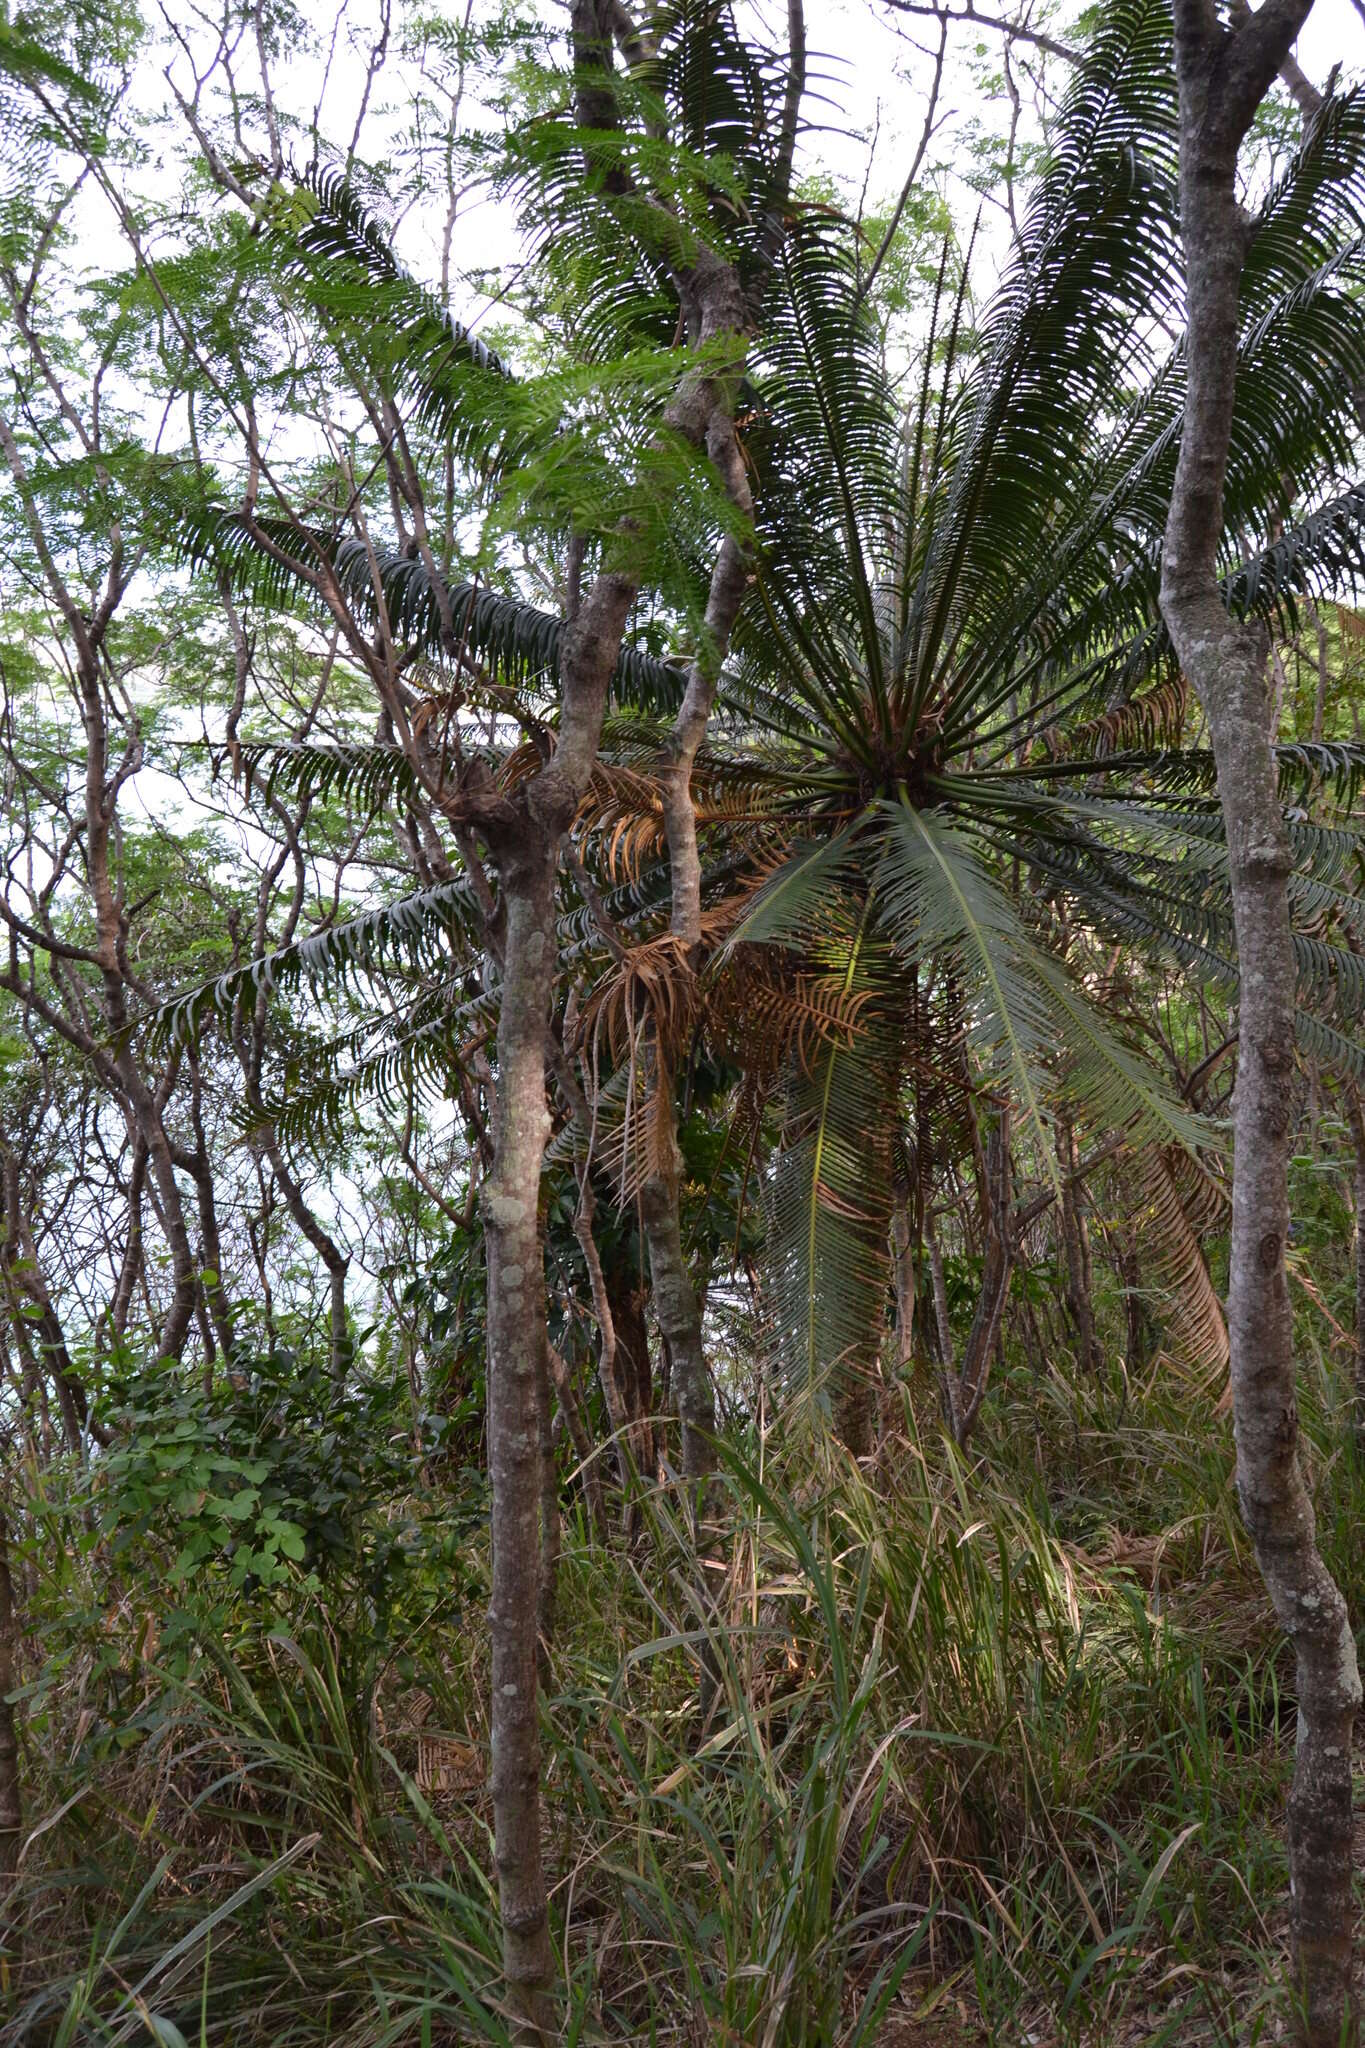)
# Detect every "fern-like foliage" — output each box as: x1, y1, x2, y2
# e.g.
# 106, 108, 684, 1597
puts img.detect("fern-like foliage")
676, 0, 1365, 1404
